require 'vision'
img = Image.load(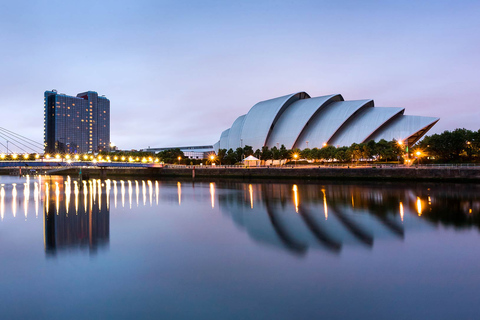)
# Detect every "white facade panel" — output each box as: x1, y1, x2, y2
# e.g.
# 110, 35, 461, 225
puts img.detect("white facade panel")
227, 115, 246, 150
369, 115, 440, 145
266, 95, 343, 149
219, 129, 230, 150
328, 107, 404, 147
294, 100, 372, 149
240, 92, 309, 151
